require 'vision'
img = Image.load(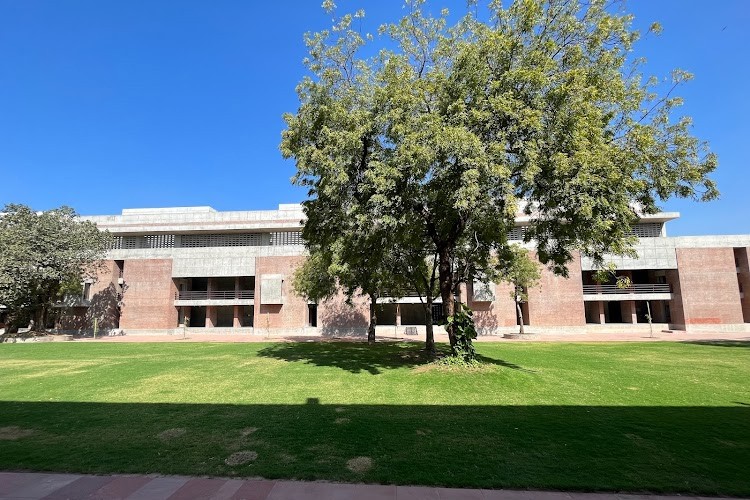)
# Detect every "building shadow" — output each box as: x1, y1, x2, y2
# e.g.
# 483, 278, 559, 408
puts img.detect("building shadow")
681, 340, 750, 348
0, 401, 747, 497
